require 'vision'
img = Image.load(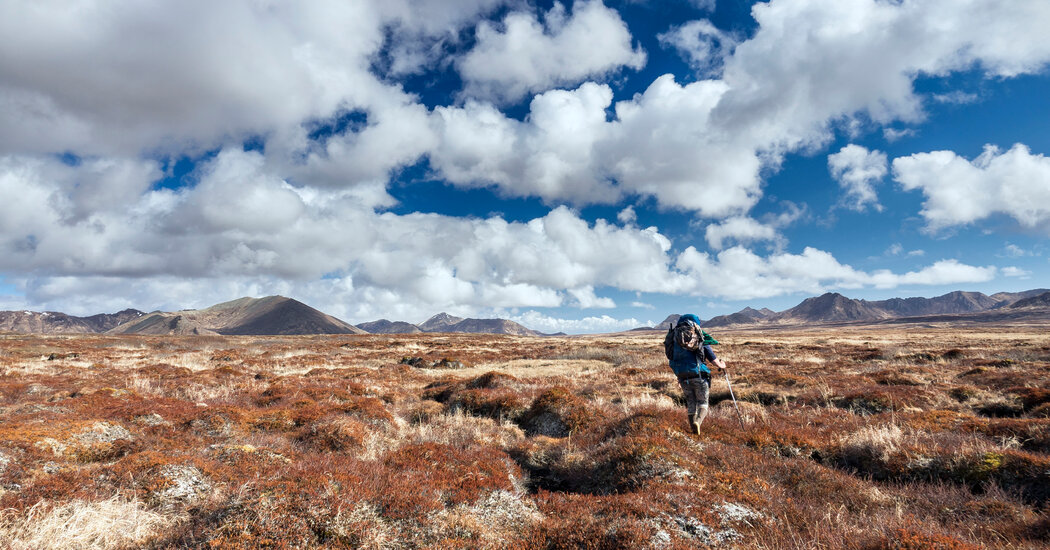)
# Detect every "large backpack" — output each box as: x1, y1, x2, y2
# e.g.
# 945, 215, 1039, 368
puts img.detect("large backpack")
663, 320, 718, 360
675, 322, 701, 350
663, 327, 675, 360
